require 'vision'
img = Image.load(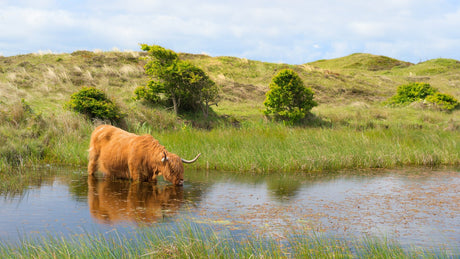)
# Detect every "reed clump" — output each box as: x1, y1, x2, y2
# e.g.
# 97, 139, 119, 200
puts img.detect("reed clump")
0, 100, 93, 172
0, 222, 454, 258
